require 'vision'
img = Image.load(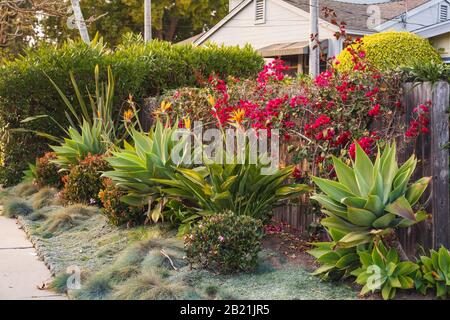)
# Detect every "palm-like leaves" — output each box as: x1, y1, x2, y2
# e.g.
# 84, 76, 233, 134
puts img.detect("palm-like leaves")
312, 142, 431, 248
